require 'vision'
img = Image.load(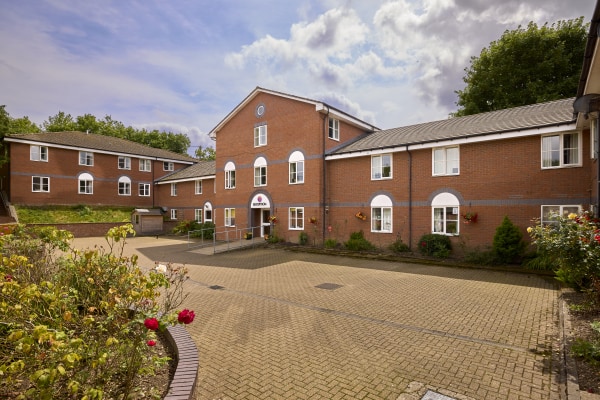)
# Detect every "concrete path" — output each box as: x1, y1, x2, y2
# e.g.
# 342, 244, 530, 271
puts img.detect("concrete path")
72, 236, 564, 400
